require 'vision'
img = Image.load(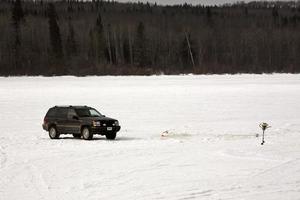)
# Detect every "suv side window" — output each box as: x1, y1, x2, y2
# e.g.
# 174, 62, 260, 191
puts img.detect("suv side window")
46, 108, 57, 117
56, 108, 68, 118
67, 108, 77, 119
